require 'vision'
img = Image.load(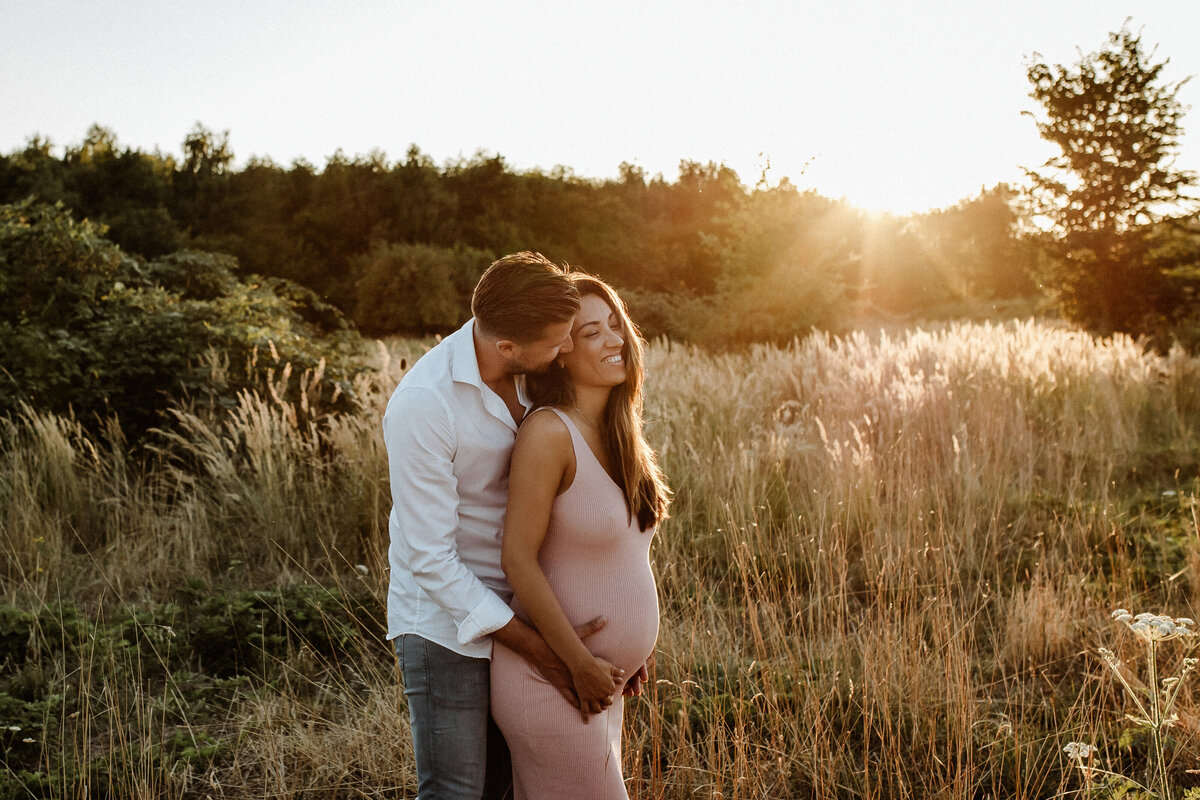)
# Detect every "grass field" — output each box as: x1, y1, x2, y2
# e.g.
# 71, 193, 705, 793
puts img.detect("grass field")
2, 318, 1199, 798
